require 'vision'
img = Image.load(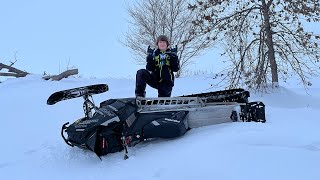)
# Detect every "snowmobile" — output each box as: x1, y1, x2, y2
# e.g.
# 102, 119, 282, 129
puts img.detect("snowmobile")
47, 84, 265, 159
